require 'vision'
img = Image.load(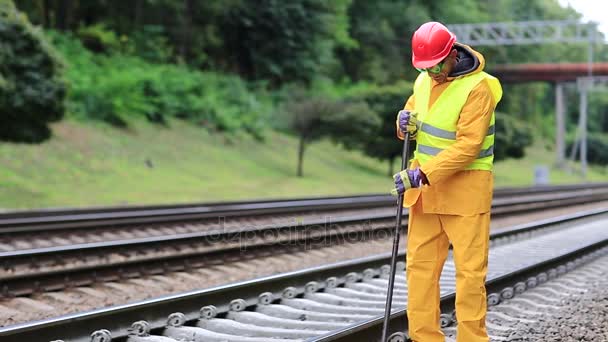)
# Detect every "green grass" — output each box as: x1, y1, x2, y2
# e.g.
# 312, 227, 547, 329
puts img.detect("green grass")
0, 119, 606, 209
